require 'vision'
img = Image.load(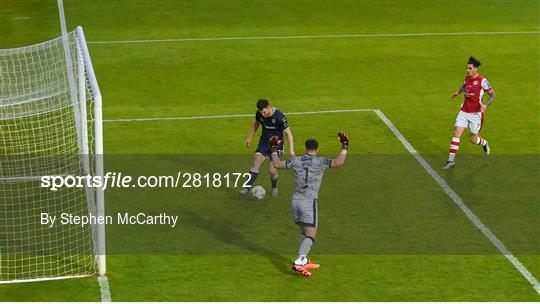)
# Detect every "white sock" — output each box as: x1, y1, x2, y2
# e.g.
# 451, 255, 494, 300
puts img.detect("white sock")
449, 137, 460, 162
475, 137, 487, 146
294, 255, 307, 266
